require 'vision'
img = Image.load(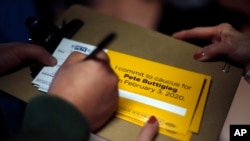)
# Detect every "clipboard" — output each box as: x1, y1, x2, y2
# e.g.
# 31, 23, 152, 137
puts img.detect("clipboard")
0, 5, 243, 141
